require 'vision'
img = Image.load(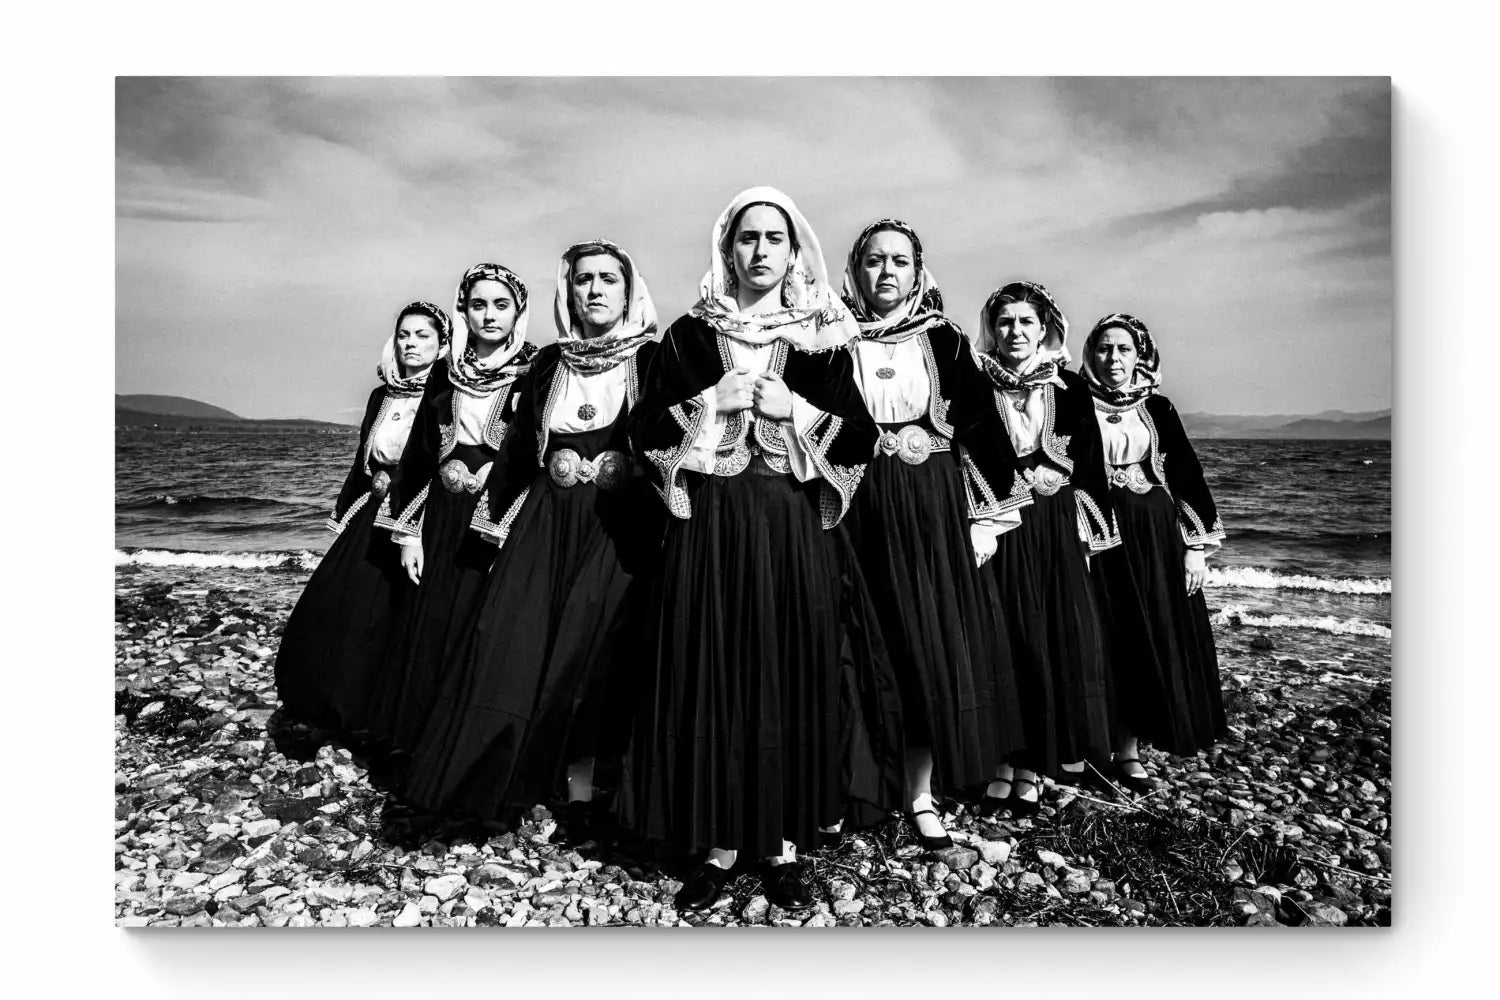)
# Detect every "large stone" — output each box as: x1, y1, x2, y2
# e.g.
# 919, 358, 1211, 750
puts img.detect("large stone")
930, 845, 978, 871
1036, 849, 1067, 868
469, 864, 518, 888
1299, 902, 1349, 927
832, 899, 865, 918
741, 895, 770, 925
978, 840, 1011, 866
162, 893, 205, 916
